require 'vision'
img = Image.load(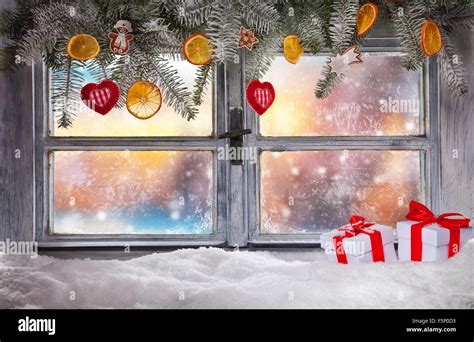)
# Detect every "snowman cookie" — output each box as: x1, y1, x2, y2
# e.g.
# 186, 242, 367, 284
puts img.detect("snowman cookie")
108, 20, 134, 55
